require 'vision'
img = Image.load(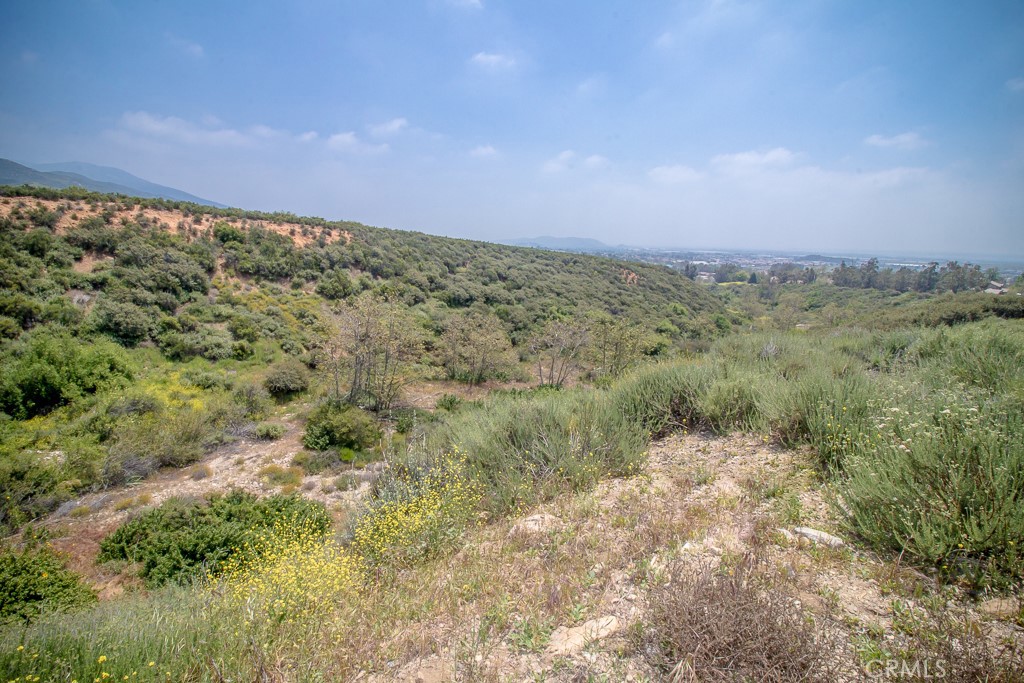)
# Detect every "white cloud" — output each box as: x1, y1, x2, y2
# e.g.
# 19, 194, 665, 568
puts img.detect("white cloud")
470, 52, 516, 69
542, 150, 575, 173
119, 111, 251, 147
653, 31, 674, 50
250, 124, 279, 139
648, 164, 704, 184
115, 111, 322, 150
166, 34, 204, 59
711, 147, 796, 172
541, 151, 610, 173
1006, 77, 1024, 93
655, 0, 761, 52
864, 132, 929, 151
575, 75, 607, 97
469, 144, 498, 158
327, 131, 389, 154
368, 117, 408, 137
